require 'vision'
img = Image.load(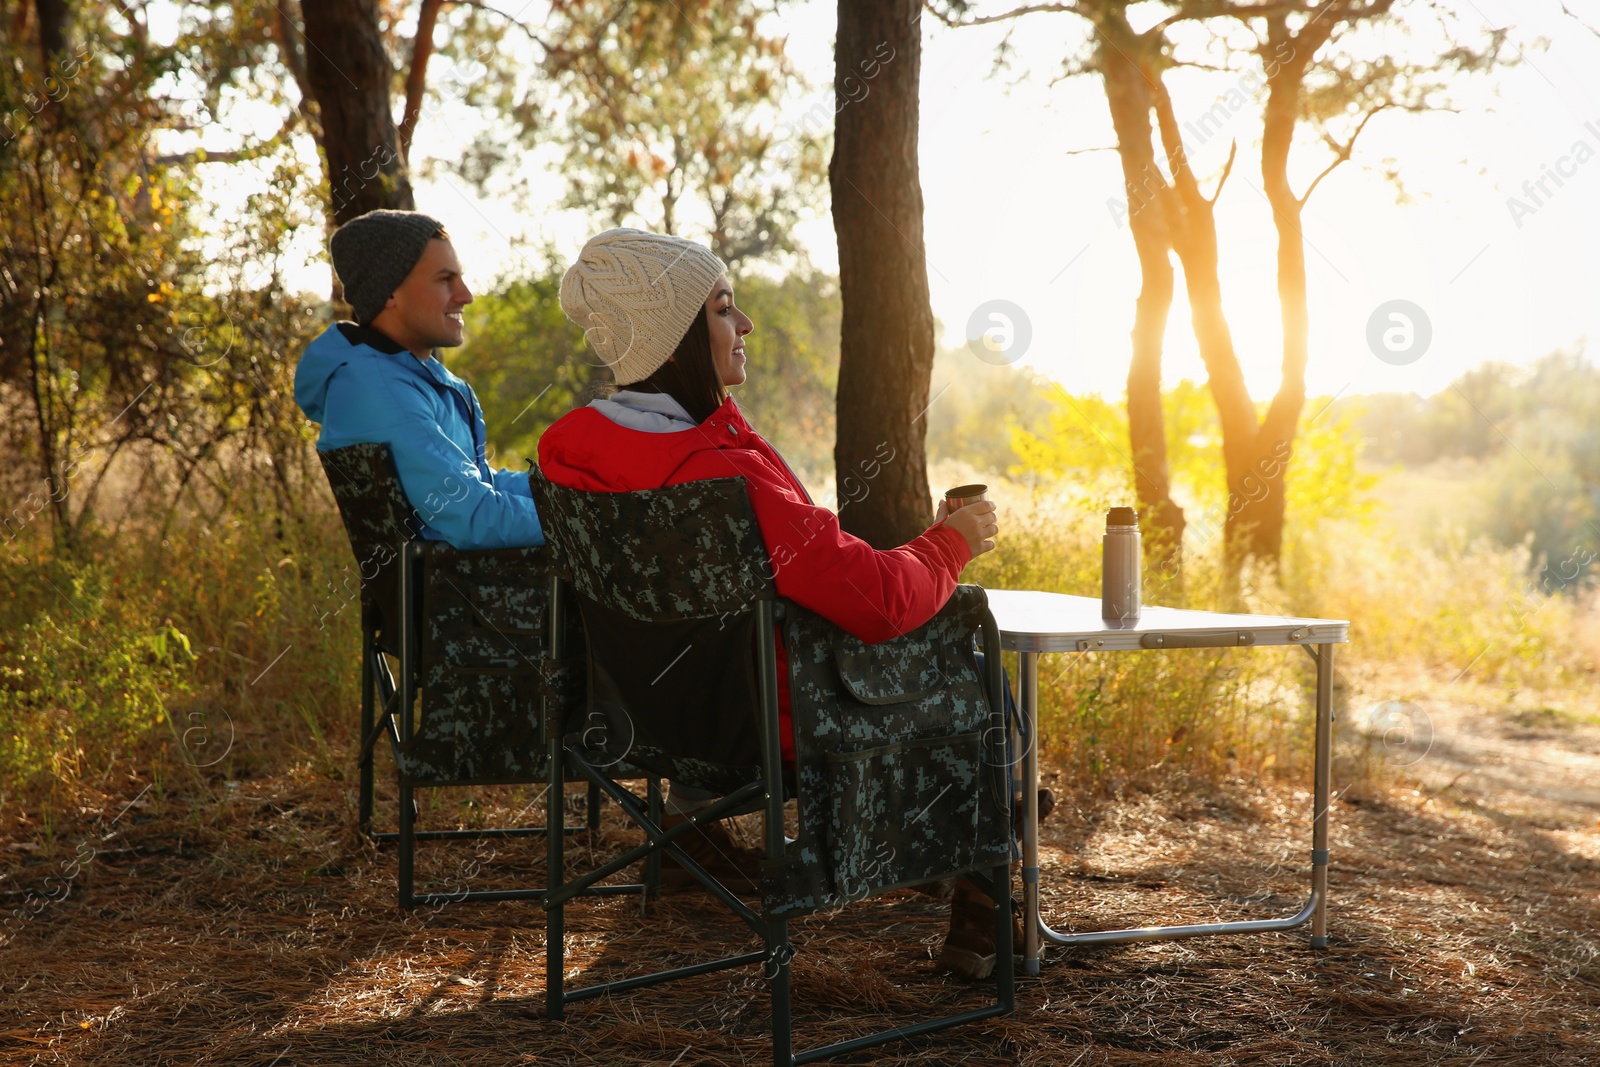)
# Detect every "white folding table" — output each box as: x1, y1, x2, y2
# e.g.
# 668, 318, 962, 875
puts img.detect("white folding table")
984, 589, 1350, 975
